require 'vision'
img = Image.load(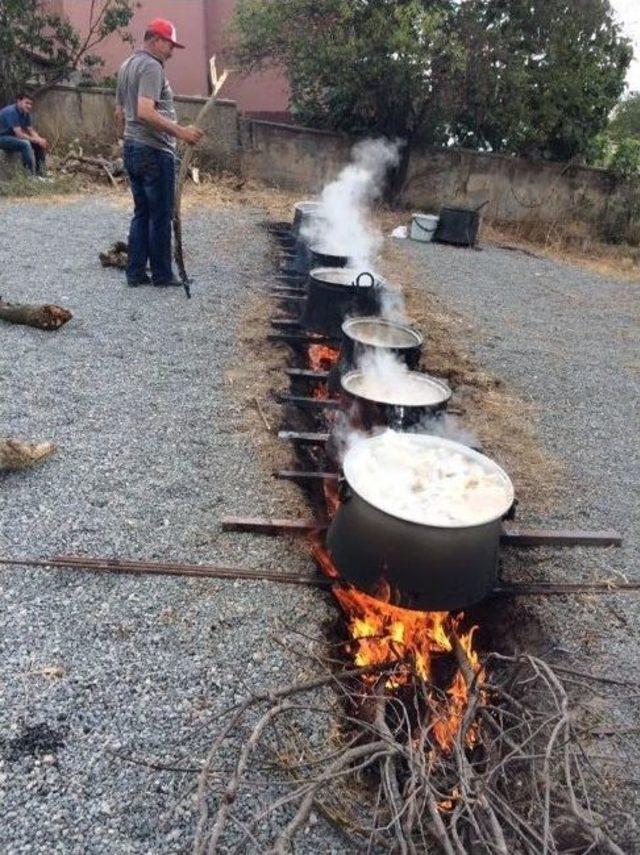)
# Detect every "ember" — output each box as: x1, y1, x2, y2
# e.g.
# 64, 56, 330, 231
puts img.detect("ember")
307, 342, 339, 372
